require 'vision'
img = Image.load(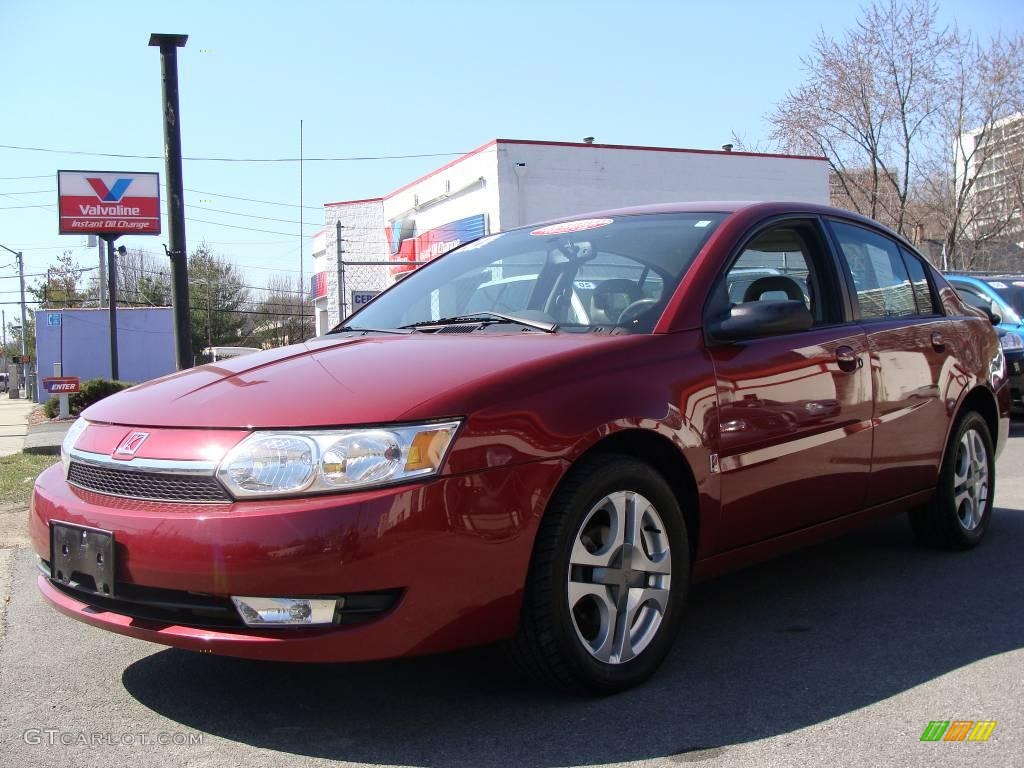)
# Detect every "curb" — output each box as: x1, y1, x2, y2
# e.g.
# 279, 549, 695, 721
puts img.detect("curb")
22, 442, 61, 457
22, 421, 73, 457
